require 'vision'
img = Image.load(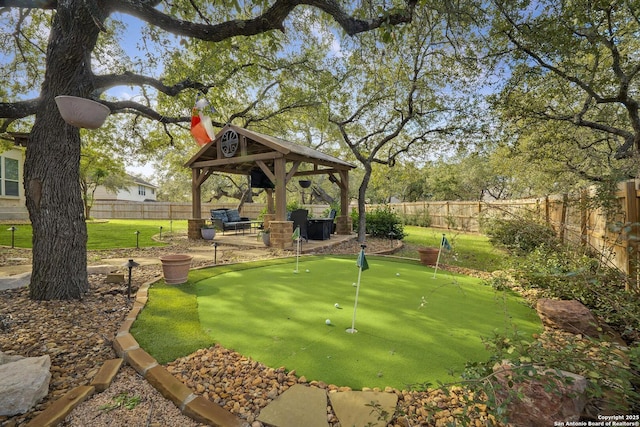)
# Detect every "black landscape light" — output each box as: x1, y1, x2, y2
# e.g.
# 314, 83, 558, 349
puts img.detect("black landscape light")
159, 226, 163, 240
213, 242, 219, 264
388, 231, 396, 248
124, 259, 140, 299
7, 226, 16, 249
134, 230, 140, 249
